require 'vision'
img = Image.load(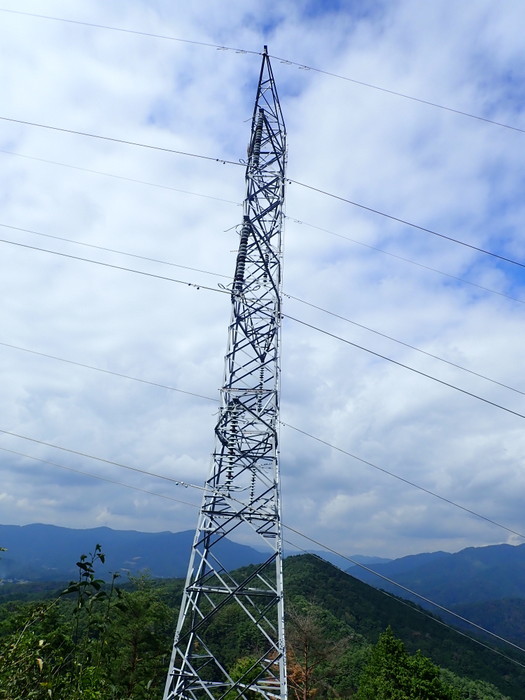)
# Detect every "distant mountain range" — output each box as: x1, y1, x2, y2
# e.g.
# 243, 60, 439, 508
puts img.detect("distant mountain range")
302, 550, 391, 570
348, 542, 525, 607
3, 524, 525, 648
0, 523, 266, 581
3, 523, 525, 688
0, 523, 392, 583
347, 541, 525, 647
